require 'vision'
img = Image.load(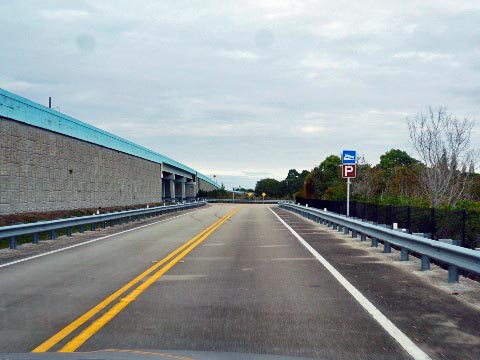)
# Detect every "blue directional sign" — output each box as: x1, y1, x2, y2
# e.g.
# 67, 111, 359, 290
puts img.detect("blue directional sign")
342, 150, 356, 164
